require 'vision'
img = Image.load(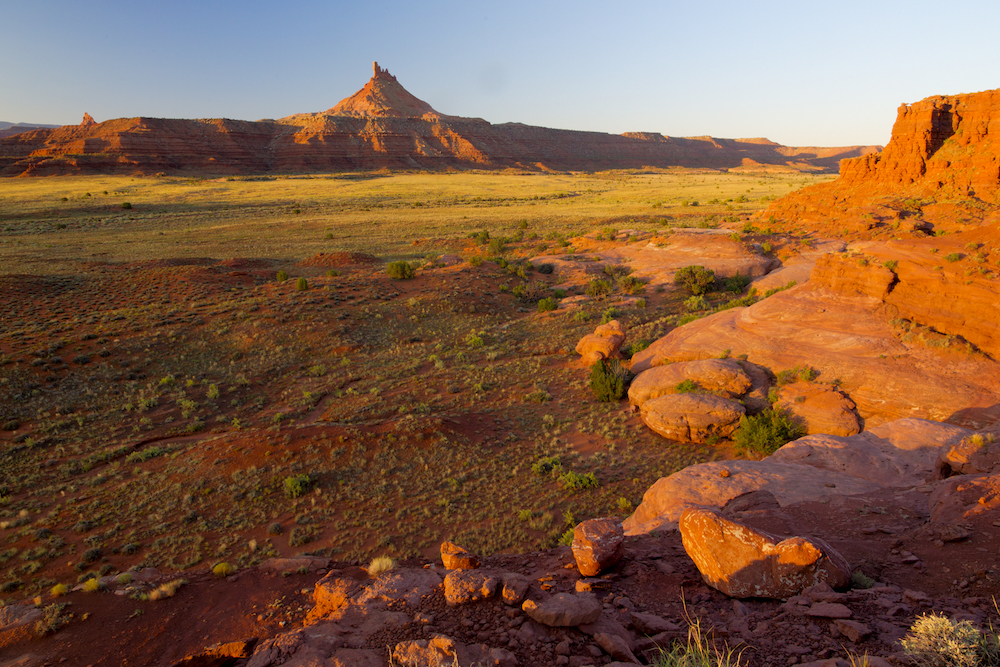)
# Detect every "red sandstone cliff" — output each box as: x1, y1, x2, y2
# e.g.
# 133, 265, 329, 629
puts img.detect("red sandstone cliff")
0, 63, 879, 177
764, 88, 1000, 230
